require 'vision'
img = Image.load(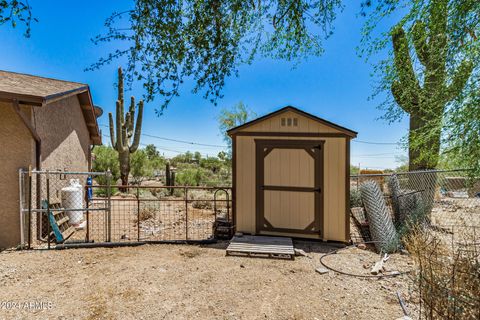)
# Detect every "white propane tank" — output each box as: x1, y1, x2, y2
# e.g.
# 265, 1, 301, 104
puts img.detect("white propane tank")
61, 179, 84, 226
